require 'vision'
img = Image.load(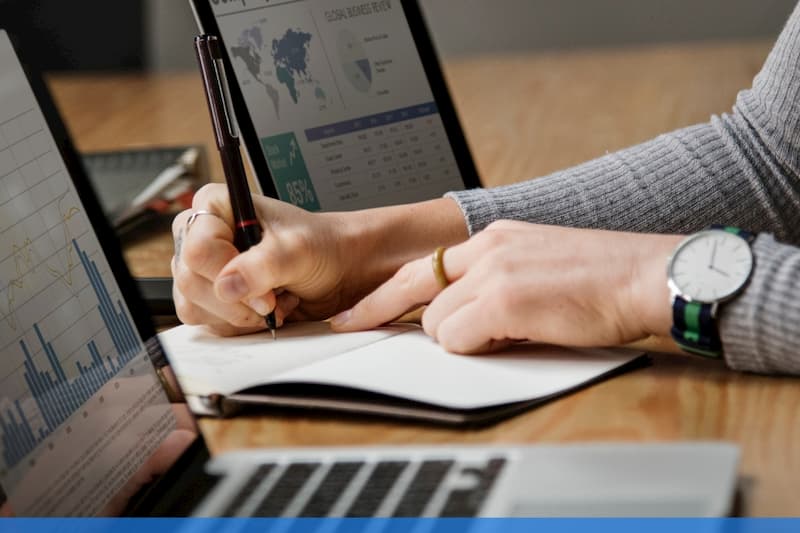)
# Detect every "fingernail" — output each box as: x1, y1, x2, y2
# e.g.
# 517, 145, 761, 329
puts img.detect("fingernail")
285, 293, 300, 308
246, 297, 272, 316
331, 309, 352, 327
217, 273, 249, 302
